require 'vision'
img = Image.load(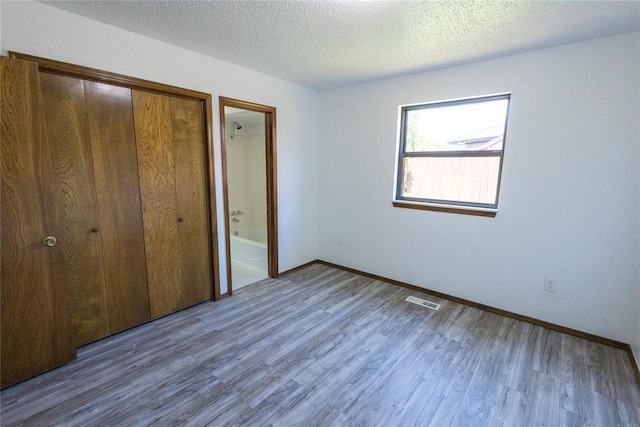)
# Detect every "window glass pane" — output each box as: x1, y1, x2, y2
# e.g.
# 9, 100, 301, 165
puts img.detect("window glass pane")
405, 98, 508, 152
402, 156, 501, 205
